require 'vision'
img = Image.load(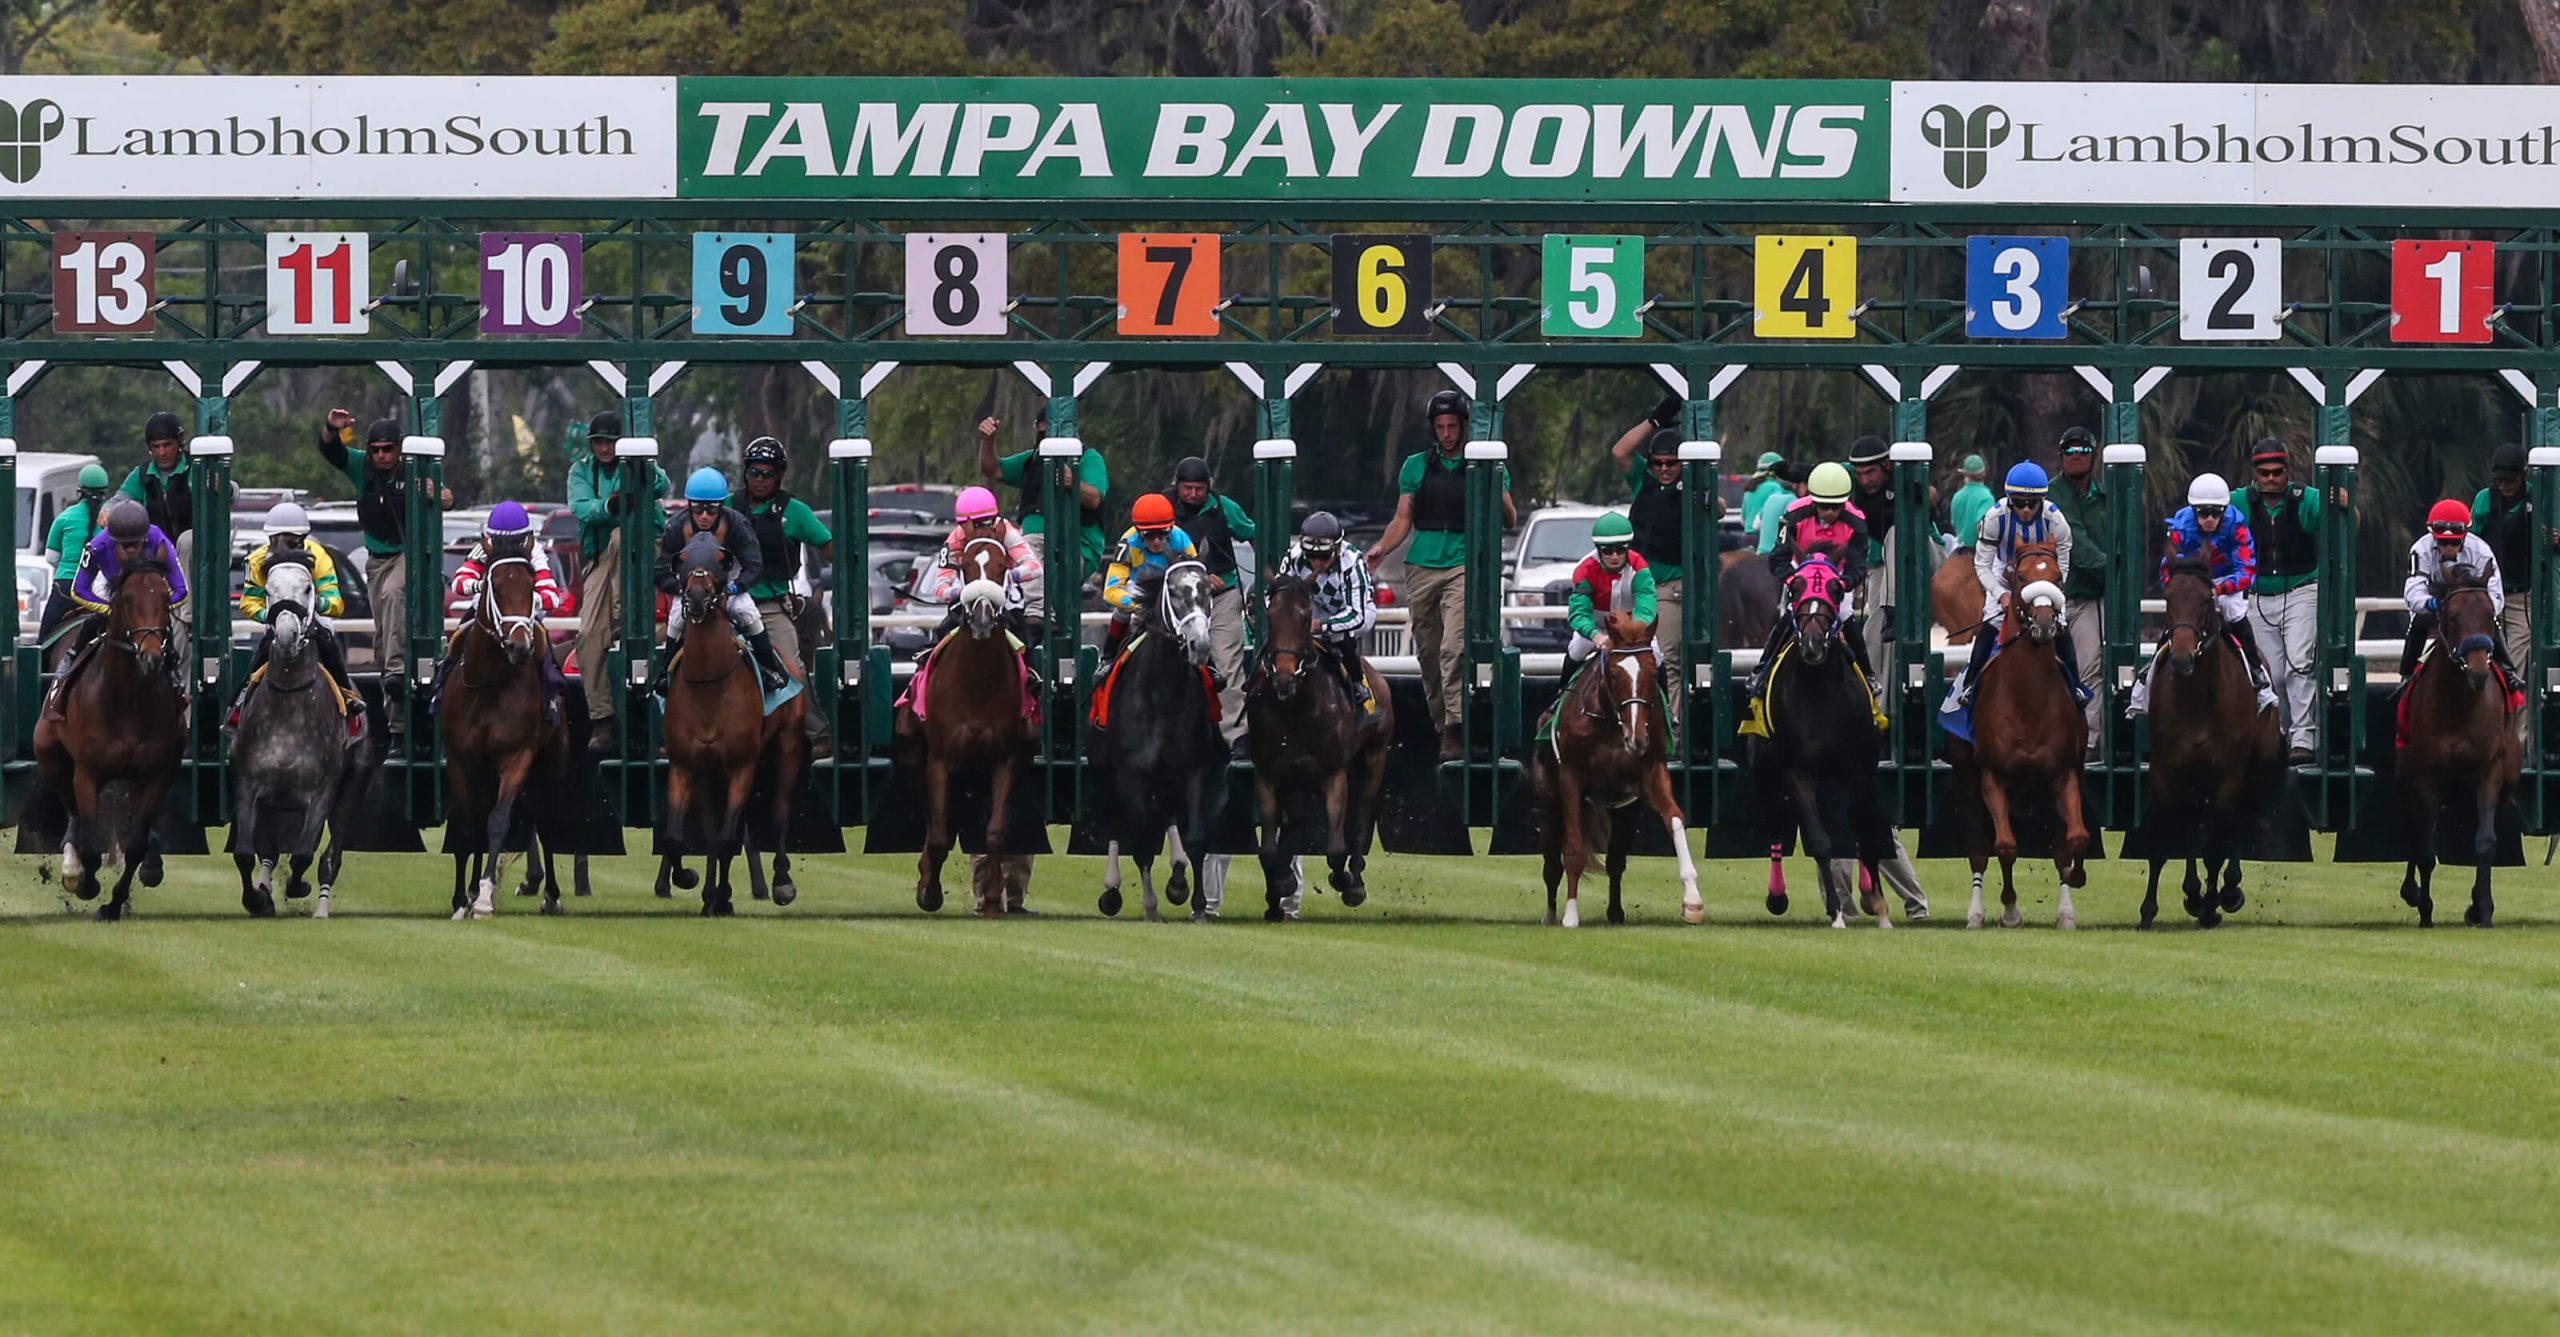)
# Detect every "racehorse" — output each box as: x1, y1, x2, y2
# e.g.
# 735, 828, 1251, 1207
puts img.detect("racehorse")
1093, 561, 1228, 922
893, 536, 1031, 916
659, 533, 808, 916
1930, 543, 1985, 645
1947, 539, 2090, 928
1749, 562, 1892, 928
439, 551, 576, 919
1529, 609, 1702, 927
2139, 559, 2282, 929
1243, 575, 1392, 920
33, 565, 185, 920
230, 559, 364, 919
1718, 553, 1778, 650
2396, 565, 2522, 927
